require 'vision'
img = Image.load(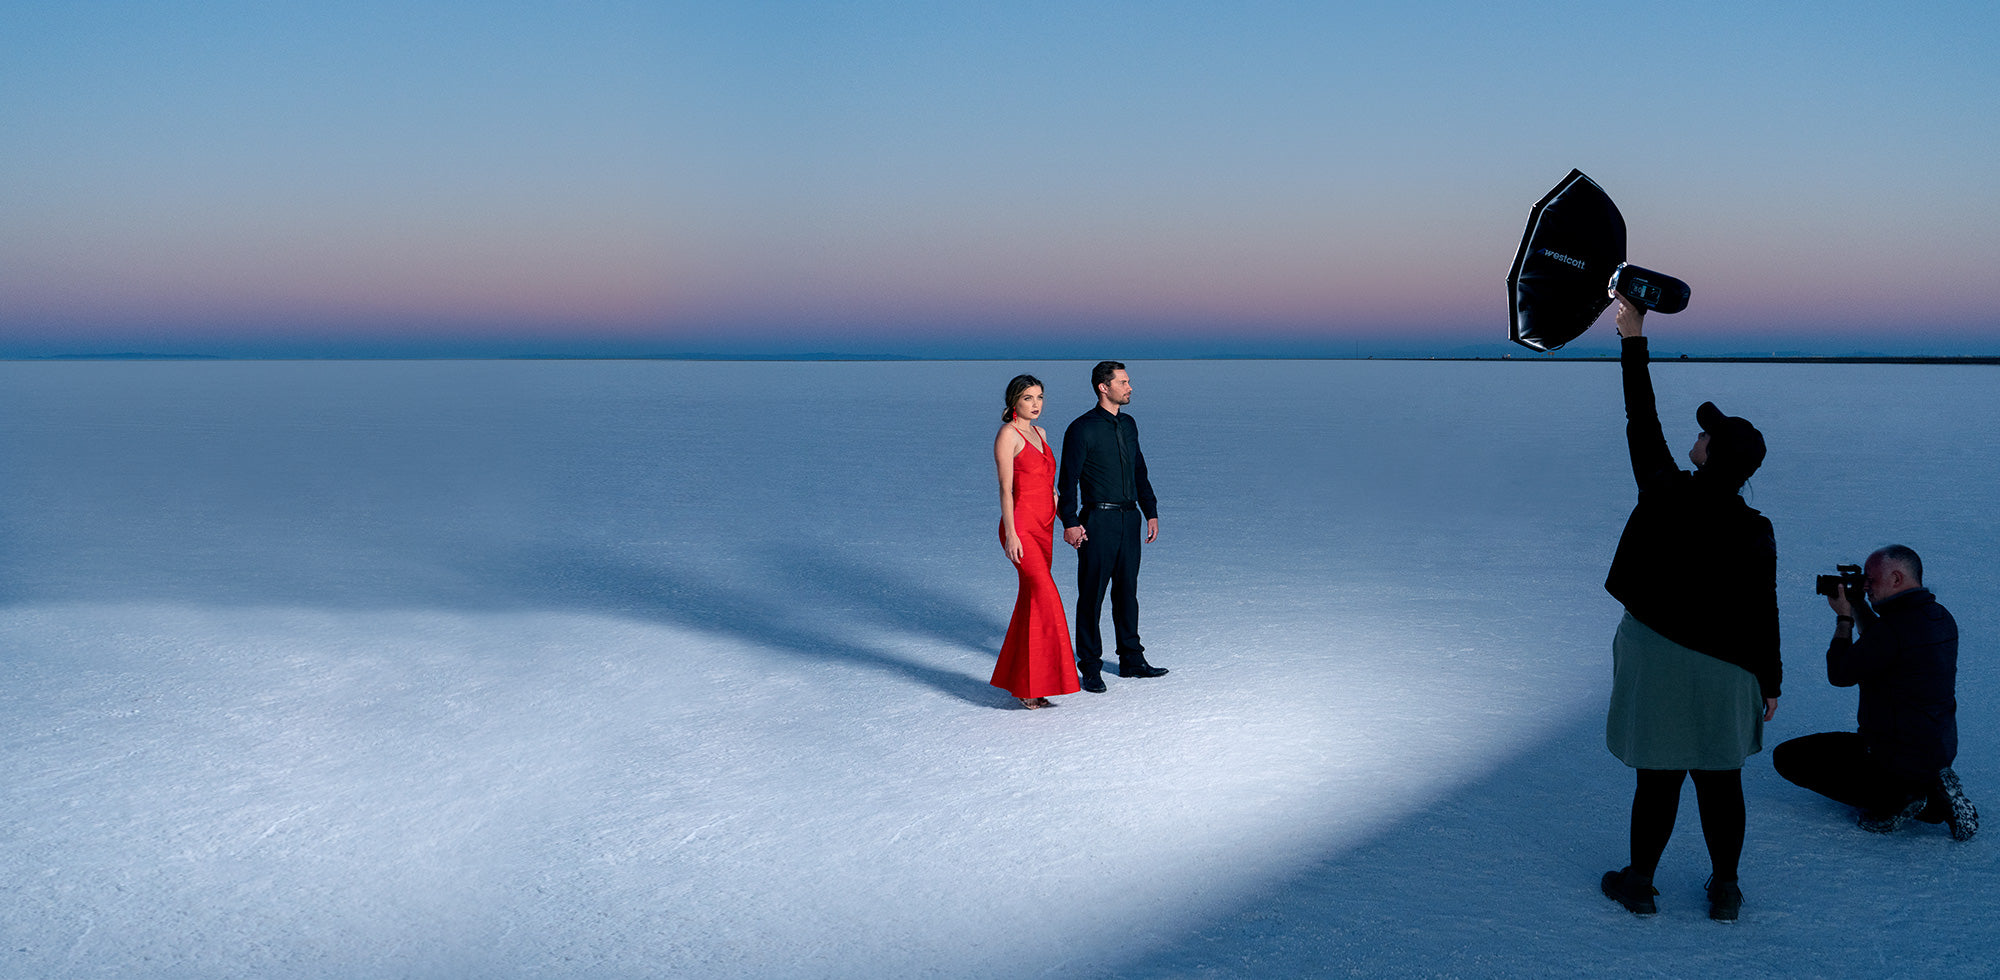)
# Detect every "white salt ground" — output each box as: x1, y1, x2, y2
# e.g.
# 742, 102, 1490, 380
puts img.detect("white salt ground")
1, 358, 1993, 978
